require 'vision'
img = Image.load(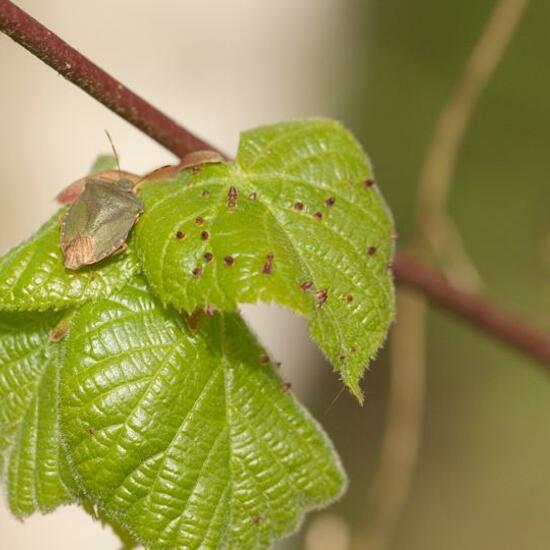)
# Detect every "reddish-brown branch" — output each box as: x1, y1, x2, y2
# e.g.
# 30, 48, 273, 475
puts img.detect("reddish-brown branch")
0, 0, 220, 158
394, 253, 550, 370
2, 0, 550, 371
